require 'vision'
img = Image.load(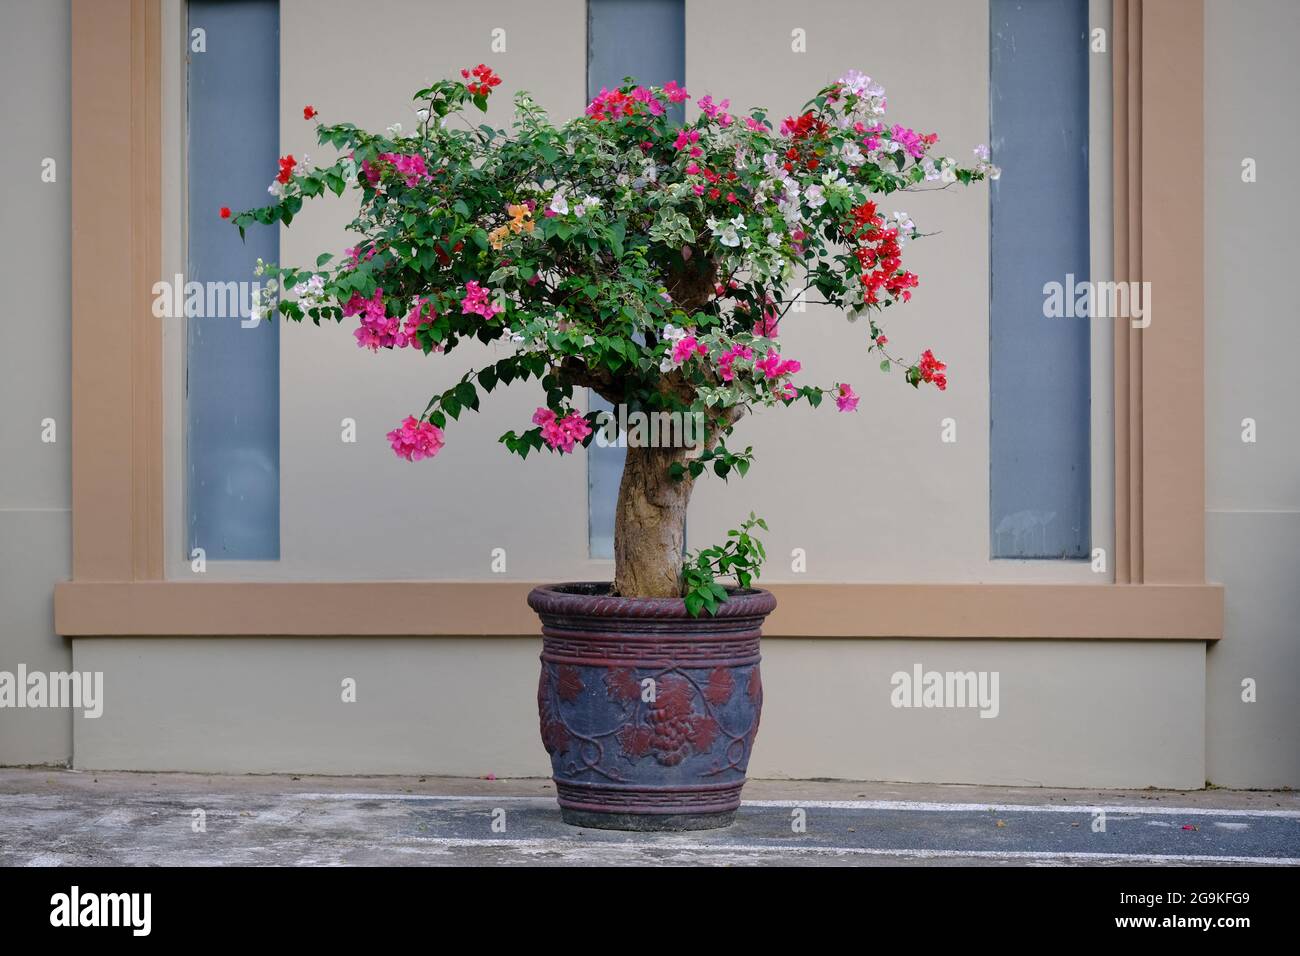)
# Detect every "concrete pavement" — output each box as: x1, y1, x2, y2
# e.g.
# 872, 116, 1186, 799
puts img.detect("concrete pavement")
0, 770, 1296, 866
